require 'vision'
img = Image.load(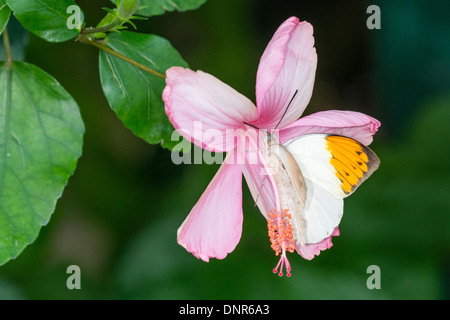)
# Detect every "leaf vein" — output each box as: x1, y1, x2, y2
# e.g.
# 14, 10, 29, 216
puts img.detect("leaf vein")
34, 0, 67, 20
106, 54, 133, 109
14, 67, 53, 162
